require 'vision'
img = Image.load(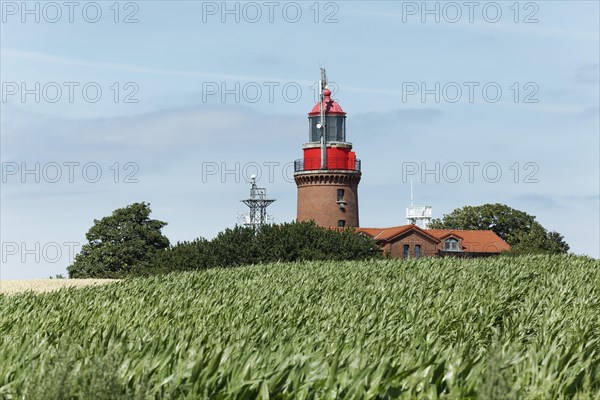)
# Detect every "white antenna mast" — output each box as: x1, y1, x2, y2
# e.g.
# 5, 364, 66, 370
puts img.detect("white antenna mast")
319, 68, 327, 170
406, 181, 432, 228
